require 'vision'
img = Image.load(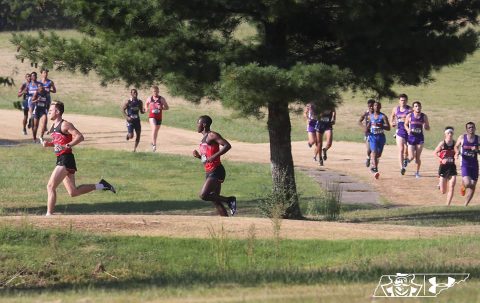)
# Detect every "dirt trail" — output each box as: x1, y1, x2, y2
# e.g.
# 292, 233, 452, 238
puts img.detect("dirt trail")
1, 109, 478, 239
